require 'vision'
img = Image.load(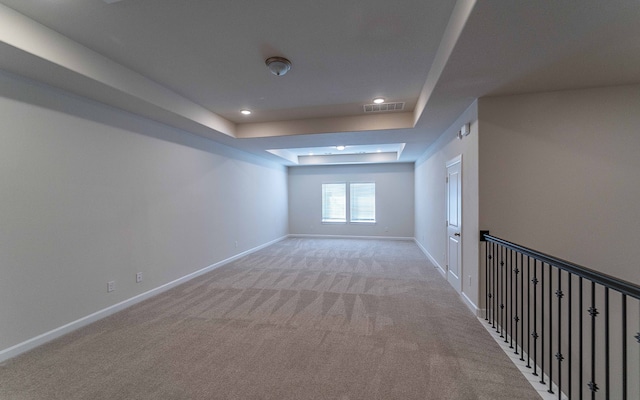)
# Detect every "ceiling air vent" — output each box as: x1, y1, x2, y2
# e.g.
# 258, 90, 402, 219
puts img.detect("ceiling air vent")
363, 102, 405, 113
